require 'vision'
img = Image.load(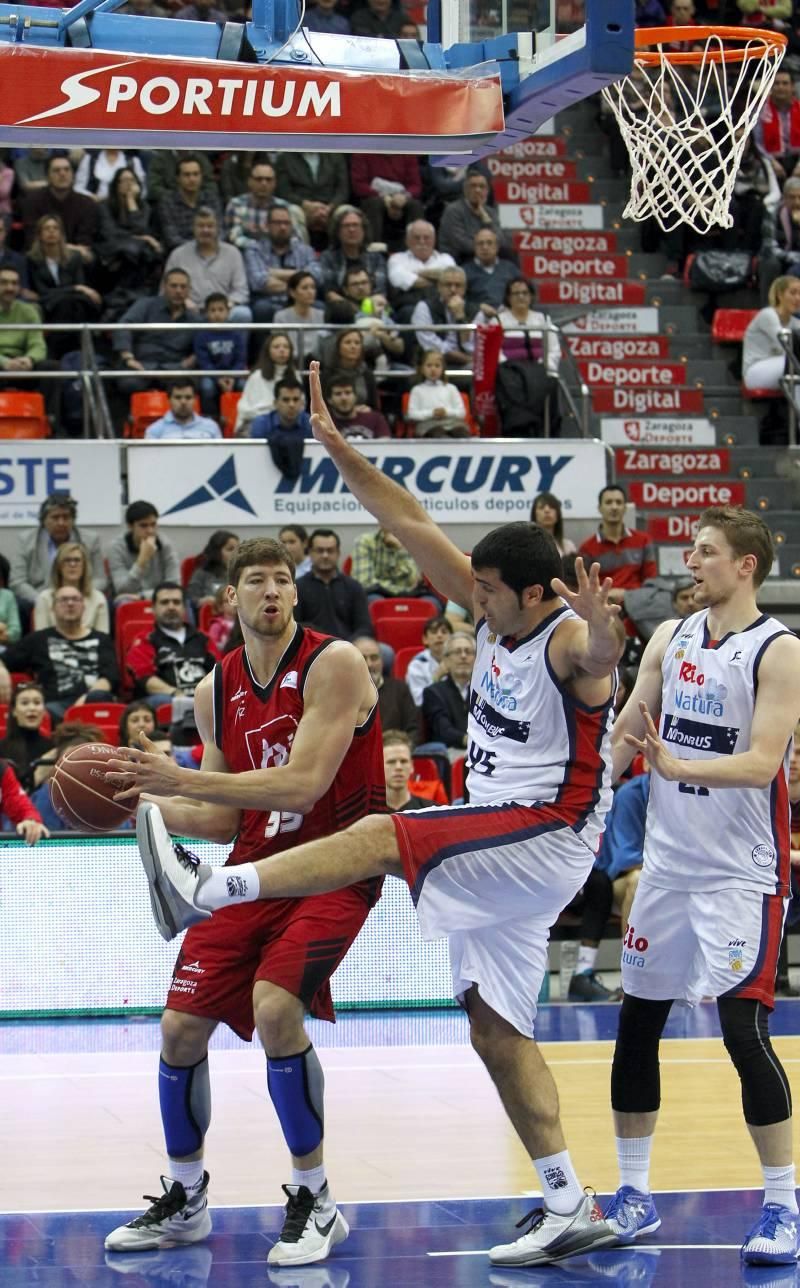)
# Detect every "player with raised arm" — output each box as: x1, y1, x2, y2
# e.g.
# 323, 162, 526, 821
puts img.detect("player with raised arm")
117, 362, 626, 1269
602, 507, 800, 1267
105, 536, 386, 1269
